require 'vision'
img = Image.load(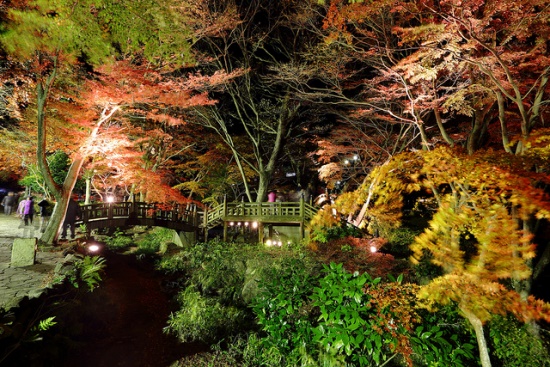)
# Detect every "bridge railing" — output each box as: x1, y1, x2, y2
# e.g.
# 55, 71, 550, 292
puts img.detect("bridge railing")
77, 200, 317, 232
205, 200, 317, 228
79, 202, 202, 227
